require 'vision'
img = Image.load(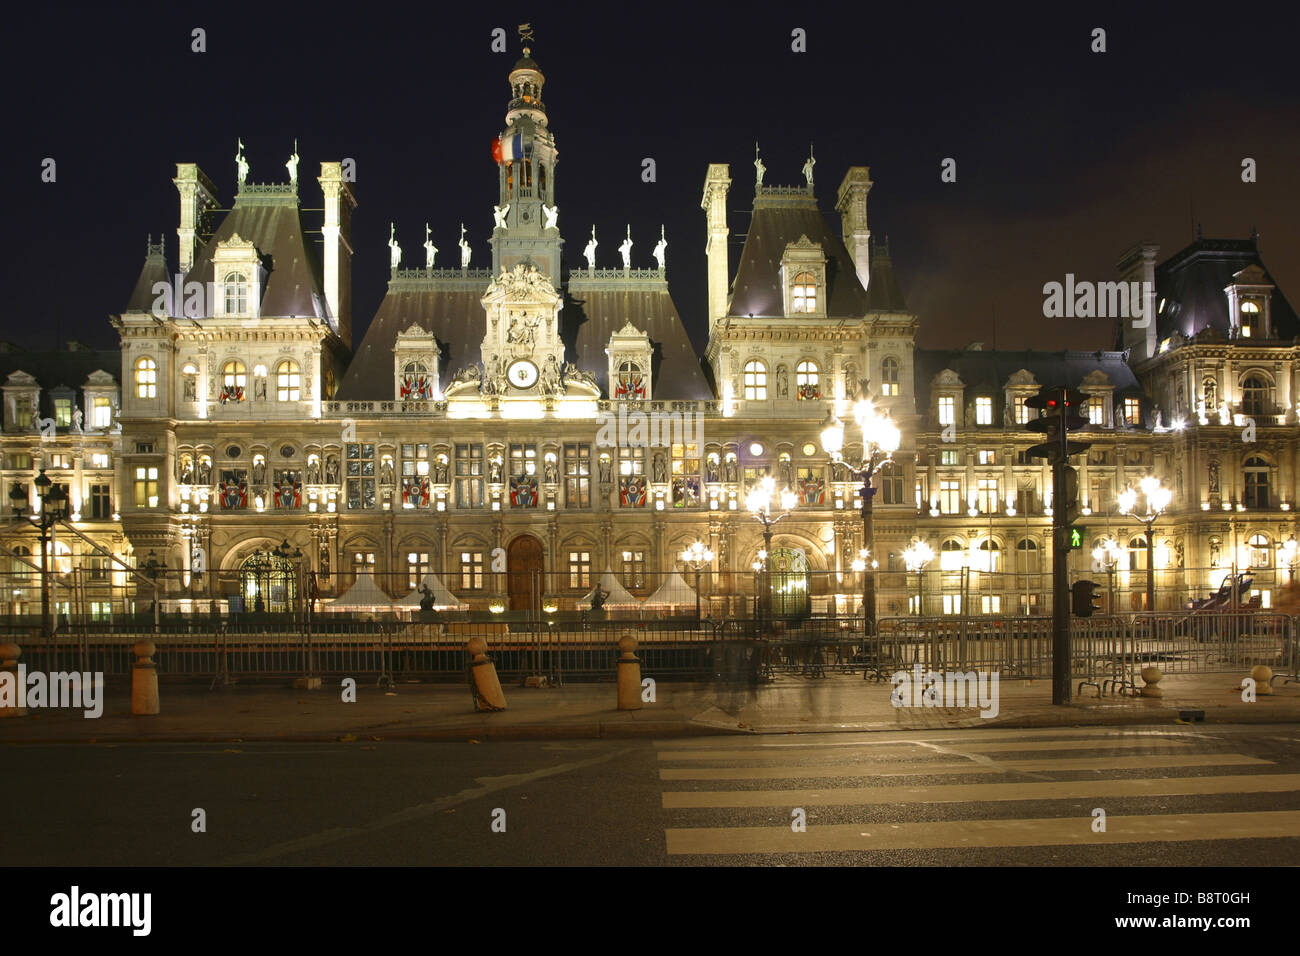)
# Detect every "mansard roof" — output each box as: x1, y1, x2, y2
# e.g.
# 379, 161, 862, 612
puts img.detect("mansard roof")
729, 191, 873, 319
124, 240, 169, 313
0, 343, 121, 419
1152, 235, 1299, 342
914, 348, 1142, 396
183, 192, 325, 318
